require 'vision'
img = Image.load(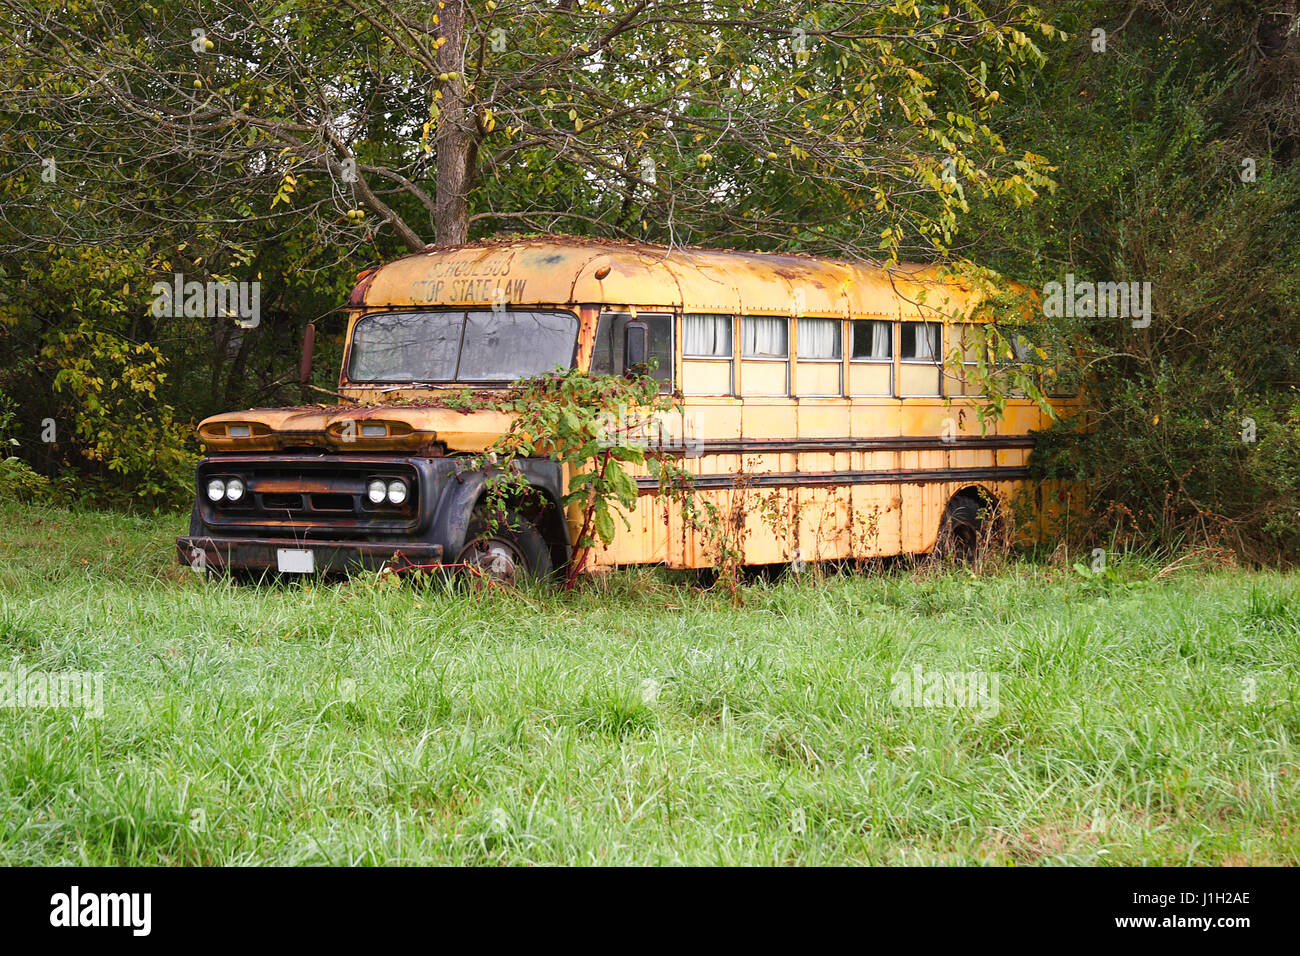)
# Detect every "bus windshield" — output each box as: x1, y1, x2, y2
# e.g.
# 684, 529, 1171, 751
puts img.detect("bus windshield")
348, 309, 579, 383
